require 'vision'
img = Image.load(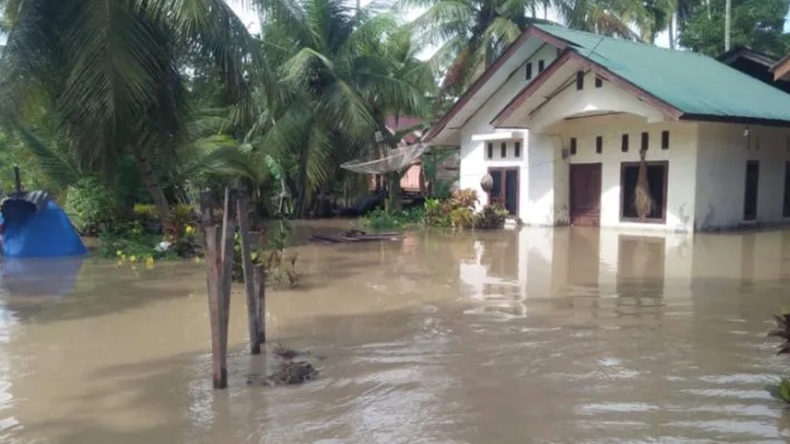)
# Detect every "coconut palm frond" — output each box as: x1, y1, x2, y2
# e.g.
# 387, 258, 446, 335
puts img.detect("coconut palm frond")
17, 126, 82, 189
484, 16, 523, 46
